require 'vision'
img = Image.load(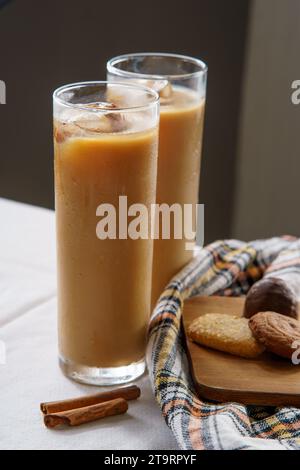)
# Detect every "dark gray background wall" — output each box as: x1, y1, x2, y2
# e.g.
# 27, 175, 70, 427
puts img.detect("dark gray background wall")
0, 0, 250, 243
233, 0, 300, 240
